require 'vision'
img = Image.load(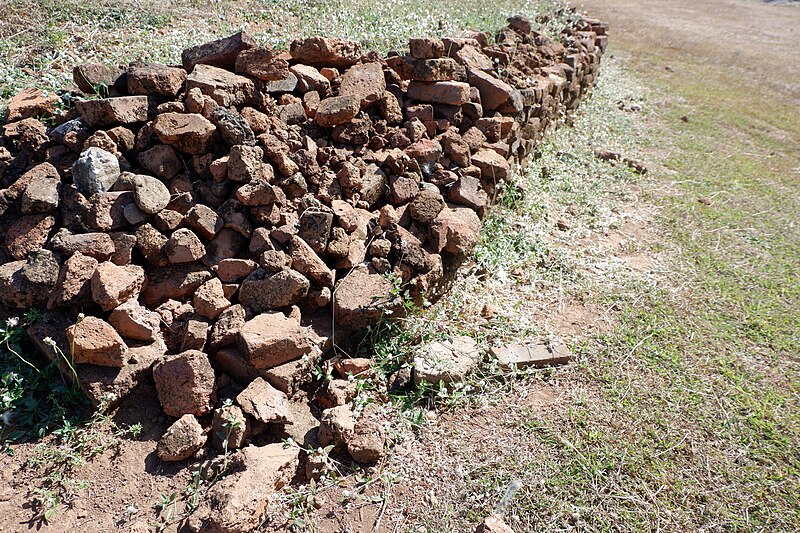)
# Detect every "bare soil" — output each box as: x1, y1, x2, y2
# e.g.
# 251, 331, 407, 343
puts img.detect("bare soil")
0, 385, 190, 532
576, 0, 800, 102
